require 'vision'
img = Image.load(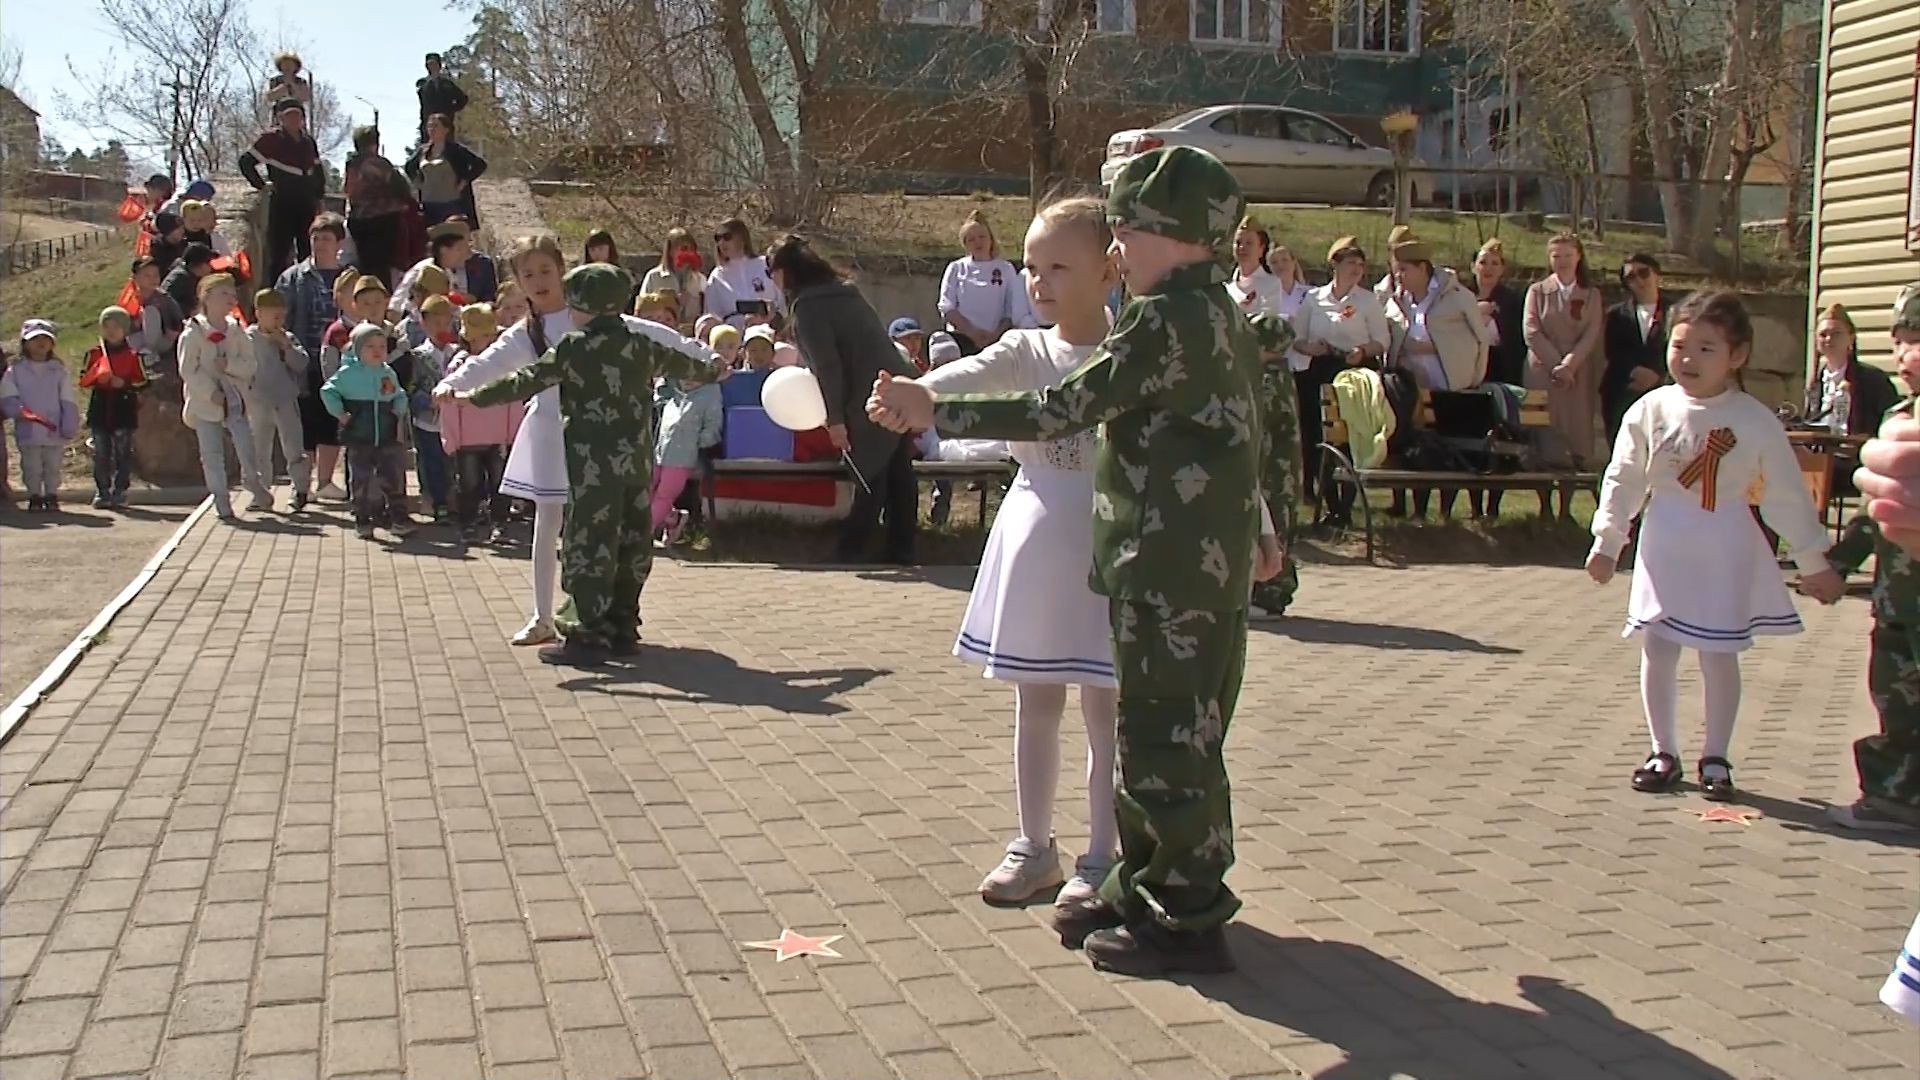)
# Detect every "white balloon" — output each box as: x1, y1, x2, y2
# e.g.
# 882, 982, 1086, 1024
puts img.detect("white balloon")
760, 365, 828, 431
